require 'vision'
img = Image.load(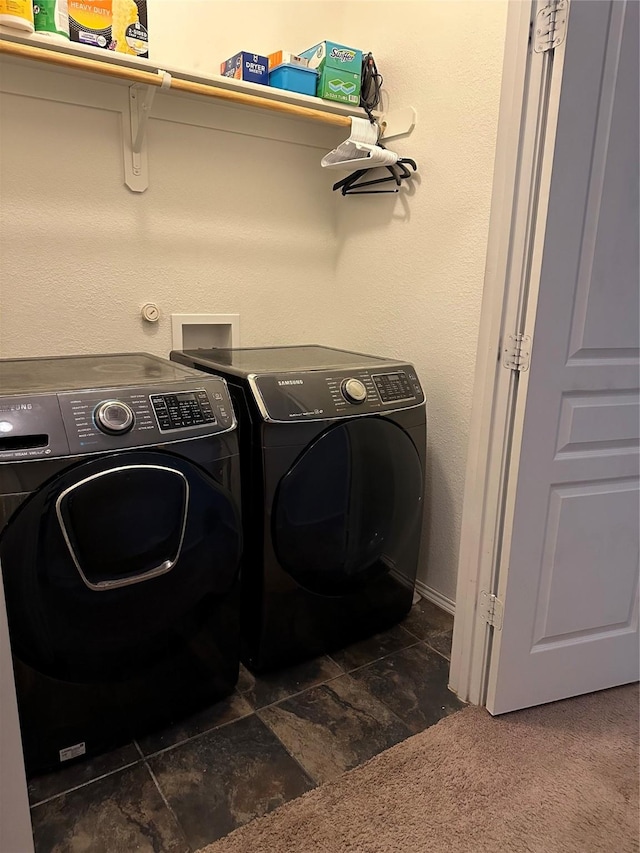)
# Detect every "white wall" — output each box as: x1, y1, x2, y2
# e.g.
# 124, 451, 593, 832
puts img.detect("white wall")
330, 1, 508, 603
0, 0, 507, 604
